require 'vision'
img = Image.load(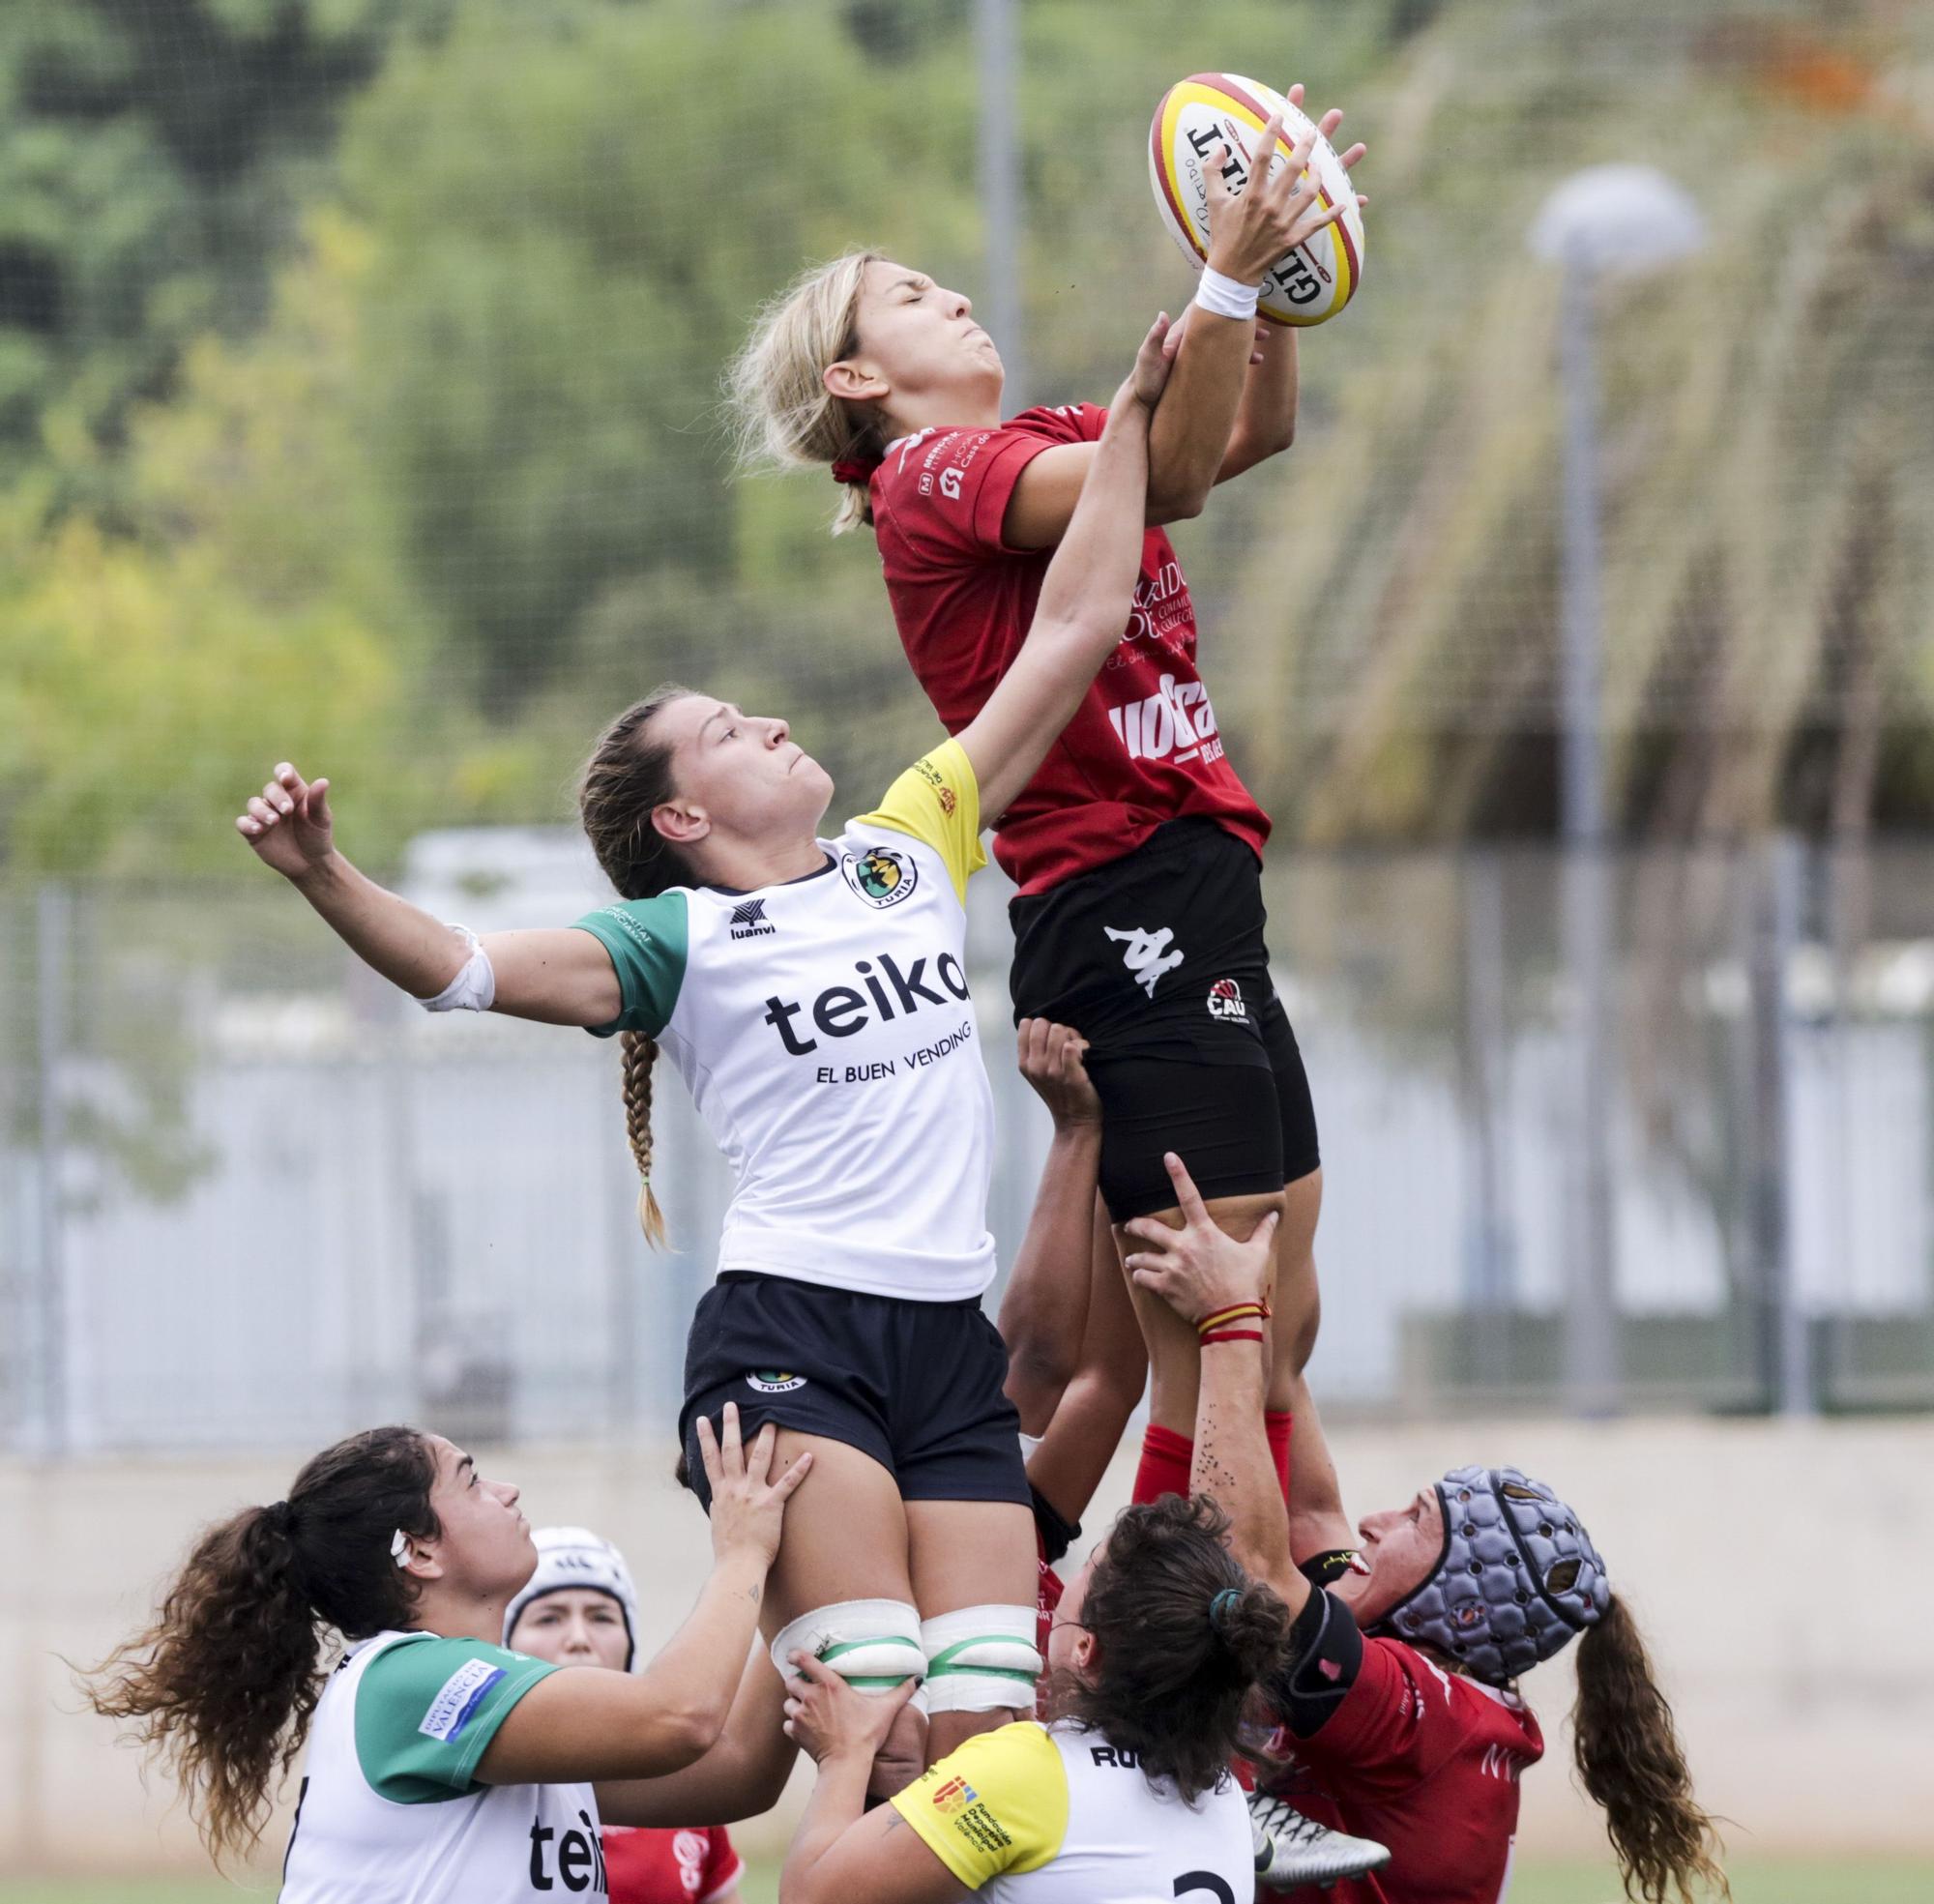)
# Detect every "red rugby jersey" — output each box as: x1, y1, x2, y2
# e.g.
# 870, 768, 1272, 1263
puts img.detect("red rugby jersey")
602, 1825, 743, 1904
868, 403, 1271, 896
1261, 1636, 1545, 1904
